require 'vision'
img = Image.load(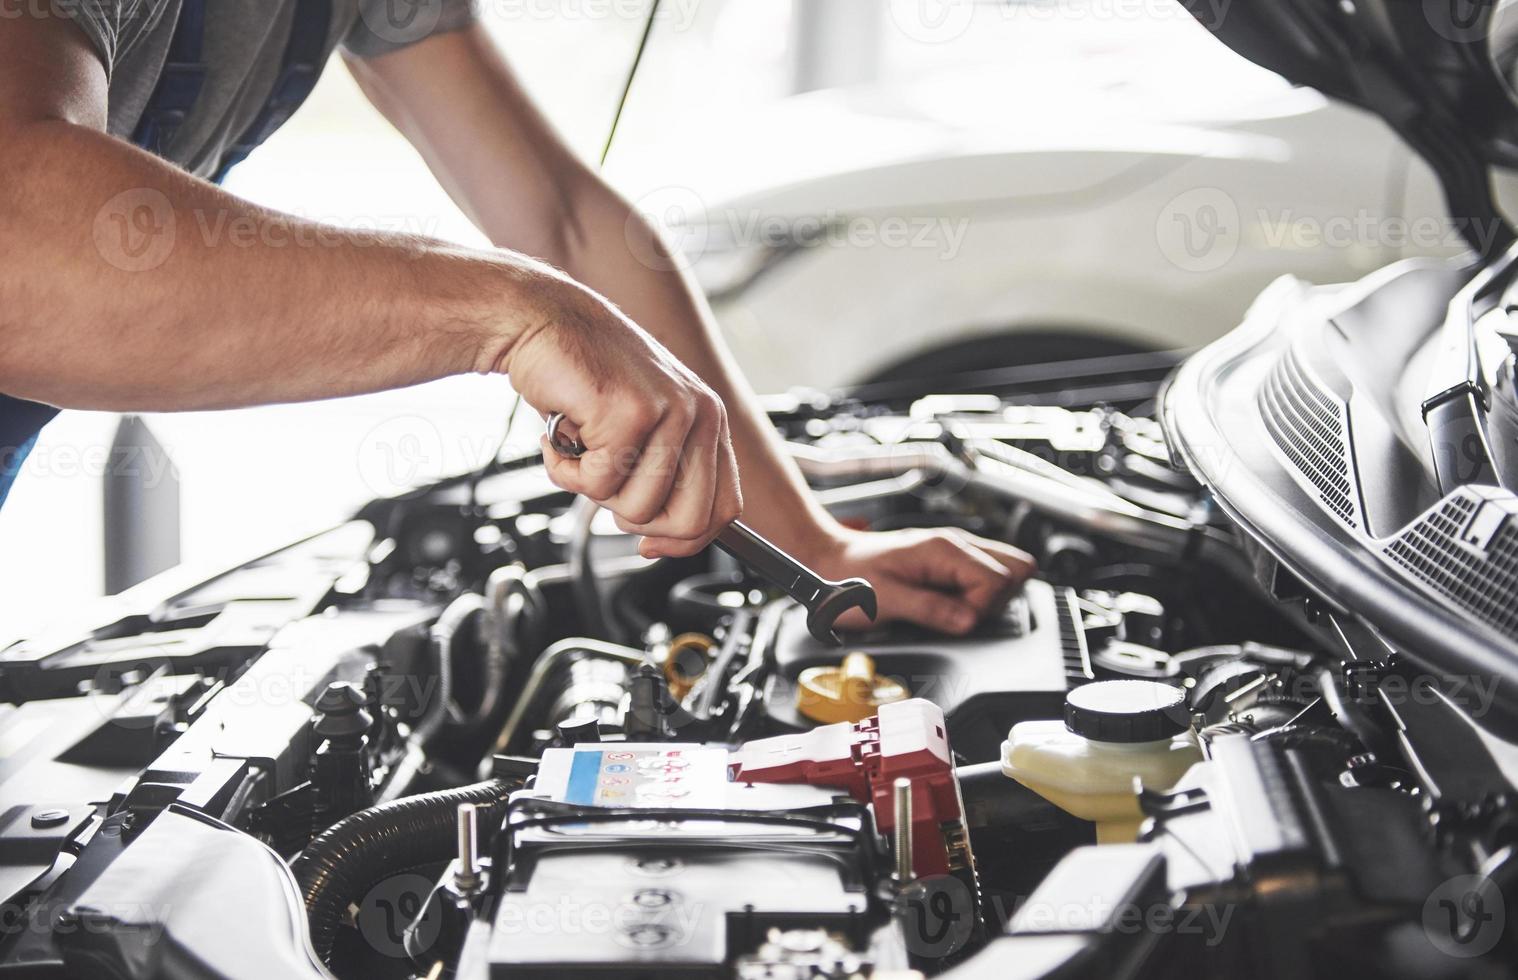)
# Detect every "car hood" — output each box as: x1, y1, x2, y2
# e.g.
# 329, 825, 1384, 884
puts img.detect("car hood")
1182, 0, 1518, 255
1182, 0, 1518, 164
